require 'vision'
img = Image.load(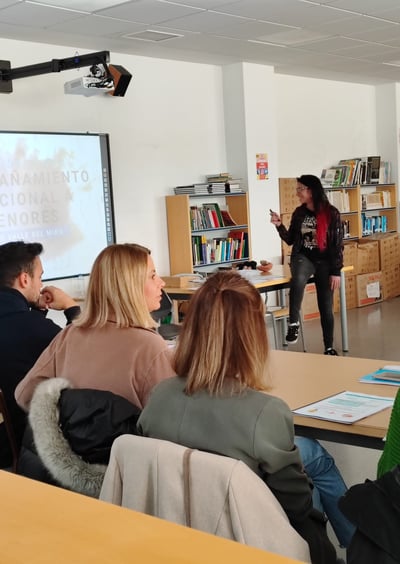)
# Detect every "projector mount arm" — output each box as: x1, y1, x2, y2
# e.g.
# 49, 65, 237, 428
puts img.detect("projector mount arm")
0, 51, 110, 93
